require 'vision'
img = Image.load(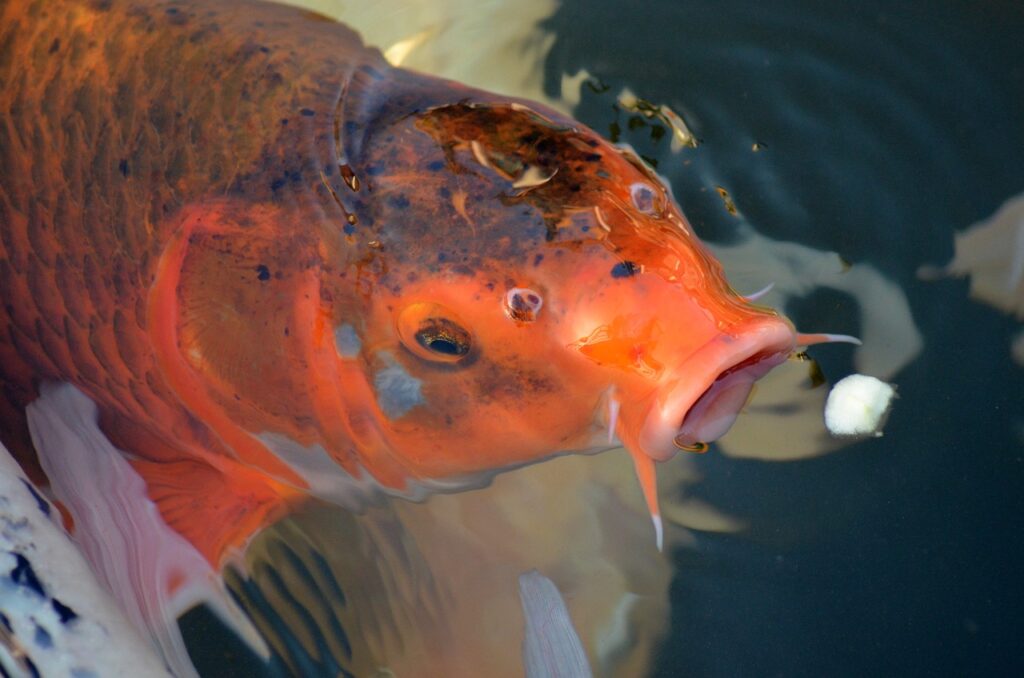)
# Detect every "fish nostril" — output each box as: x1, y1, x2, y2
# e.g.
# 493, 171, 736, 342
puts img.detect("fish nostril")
630, 182, 657, 214
504, 287, 543, 322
